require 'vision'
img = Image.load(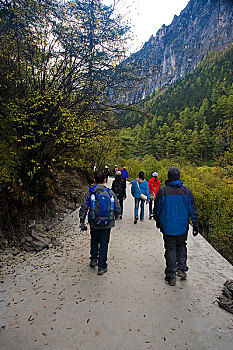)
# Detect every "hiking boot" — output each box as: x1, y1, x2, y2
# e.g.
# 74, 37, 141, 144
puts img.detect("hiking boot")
165, 276, 176, 286
177, 269, 187, 279
119, 215, 122, 219
149, 215, 153, 220
134, 217, 138, 224
97, 268, 108, 275
90, 260, 98, 268
168, 277, 176, 286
